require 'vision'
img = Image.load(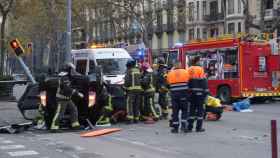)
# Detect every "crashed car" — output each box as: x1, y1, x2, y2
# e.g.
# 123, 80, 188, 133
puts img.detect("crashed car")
17, 66, 108, 129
